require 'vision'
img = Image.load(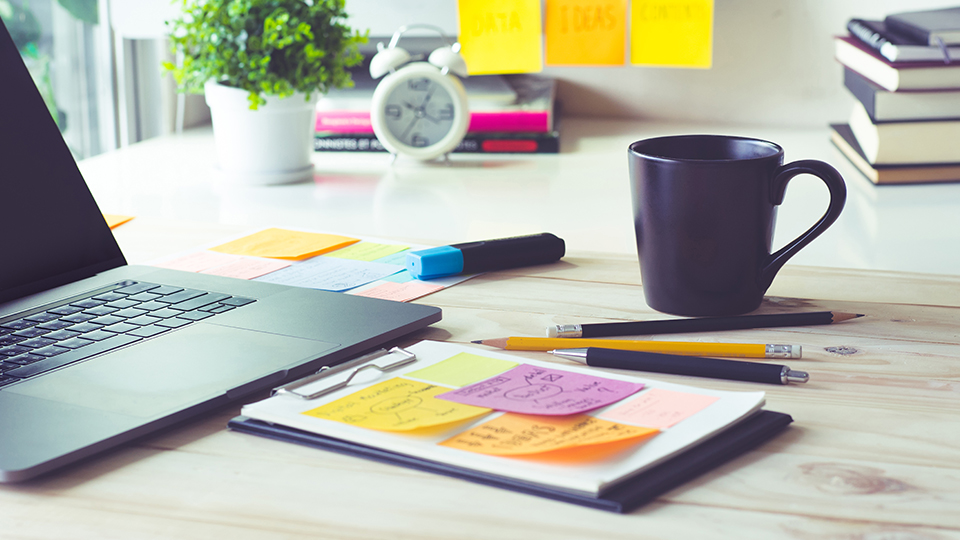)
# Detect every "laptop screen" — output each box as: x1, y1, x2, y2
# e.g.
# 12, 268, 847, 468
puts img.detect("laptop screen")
0, 20, 125, 305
